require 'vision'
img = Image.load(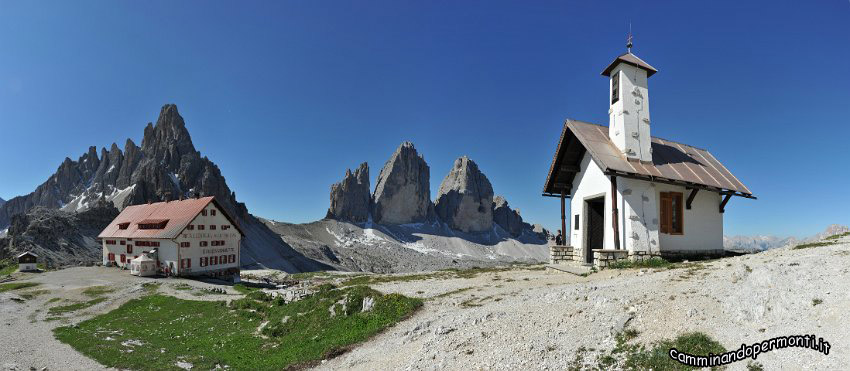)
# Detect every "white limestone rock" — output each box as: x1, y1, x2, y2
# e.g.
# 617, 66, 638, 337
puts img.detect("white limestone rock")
372, 142, 432, 225
327, 162, 371, 223
434, 156, 493, 233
